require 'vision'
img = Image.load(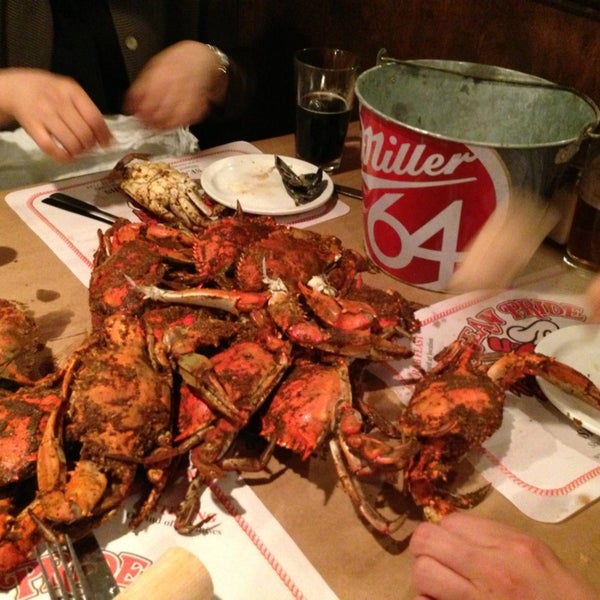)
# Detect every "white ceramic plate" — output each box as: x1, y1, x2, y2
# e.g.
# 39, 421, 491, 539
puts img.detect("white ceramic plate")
200, 154, 333, 216
535, 324, 600, 436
